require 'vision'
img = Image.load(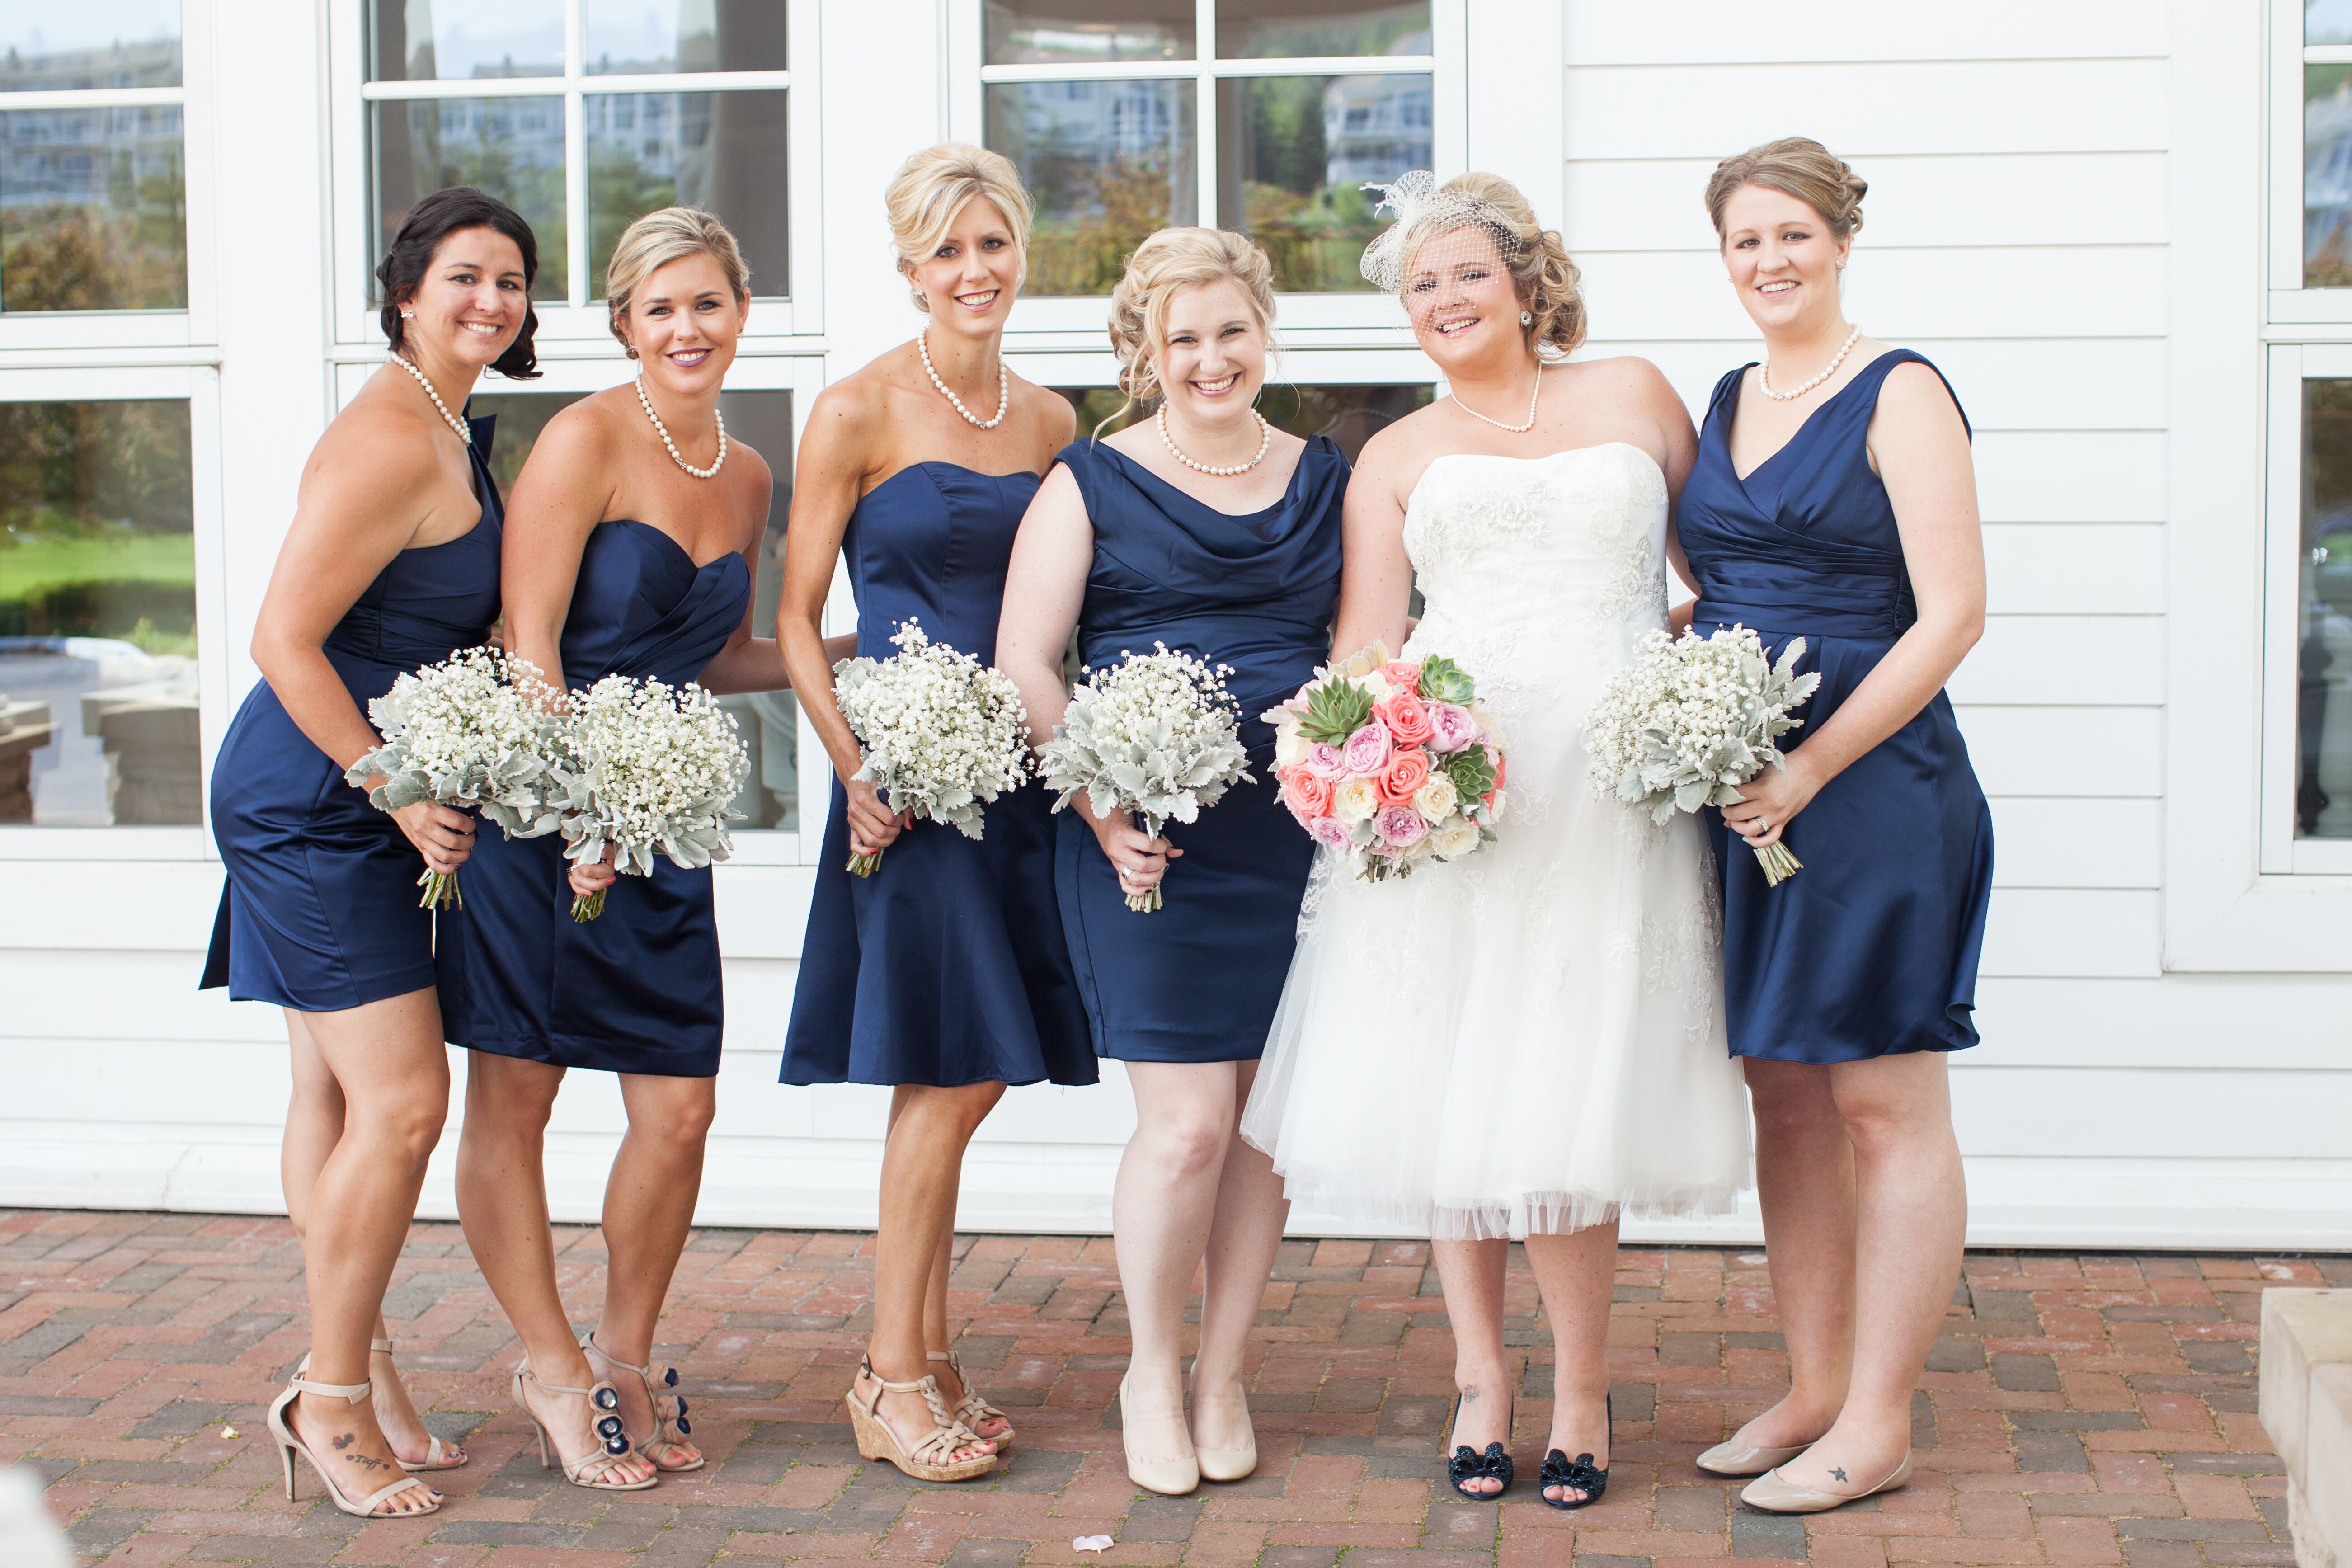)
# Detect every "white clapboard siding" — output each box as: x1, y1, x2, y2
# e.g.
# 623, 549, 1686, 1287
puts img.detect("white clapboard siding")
1983, 525, 2164, 616
1975, 432, 2166, 523
1988, 798, 2162, 889
1562, 2, 2166, 65
1563, 153, 2171, 253
1949, 617, 2163, 706
1977, 889, 2161, 978
1952, 706, 2162, 795
1973, 976, 2352, 1069
1949, 1068, 2352, 1160
1563, 60, 2168, 159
